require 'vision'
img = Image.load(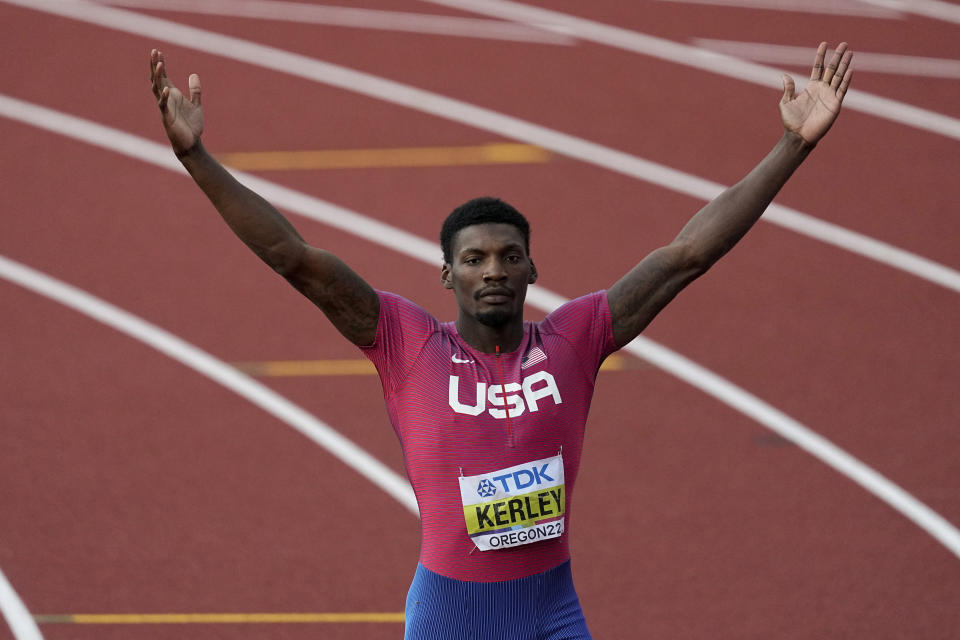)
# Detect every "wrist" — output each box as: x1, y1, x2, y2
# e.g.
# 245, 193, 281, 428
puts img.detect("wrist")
781, 130, 815, 159
174, 139, 204, 160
